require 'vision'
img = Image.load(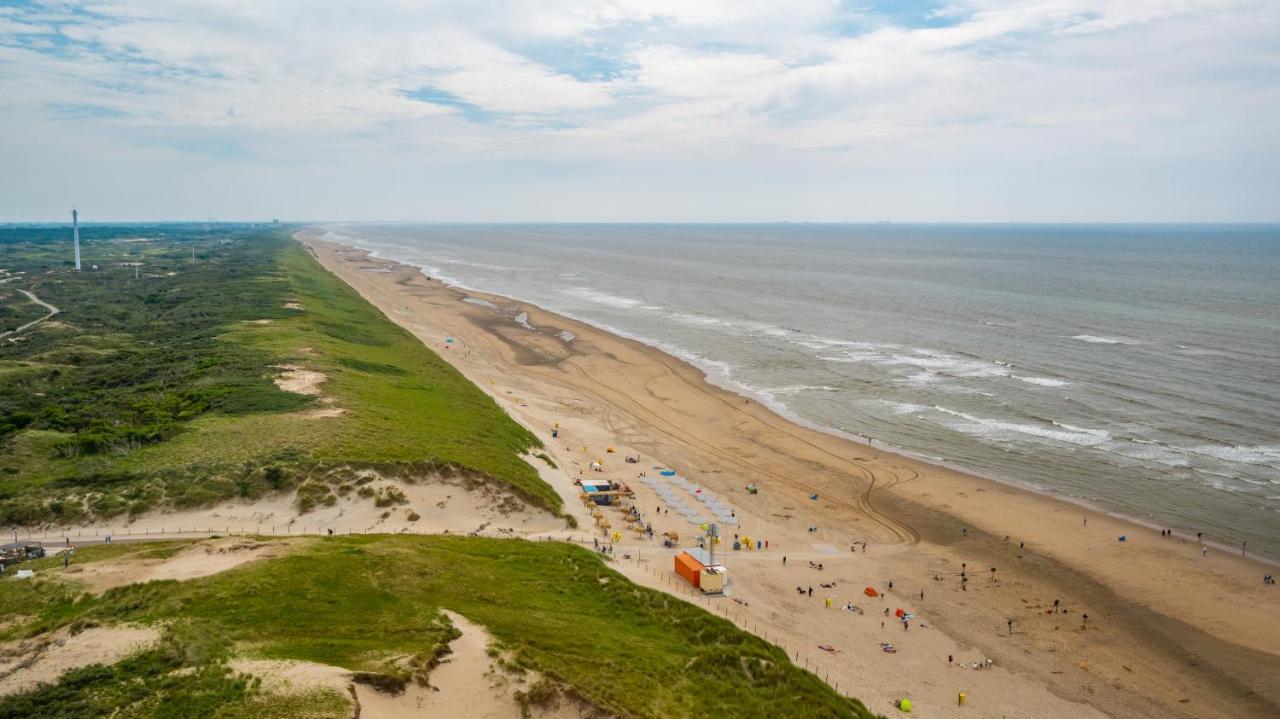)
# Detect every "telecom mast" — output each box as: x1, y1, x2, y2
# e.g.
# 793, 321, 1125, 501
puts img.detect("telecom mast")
72, 209, 81, 271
